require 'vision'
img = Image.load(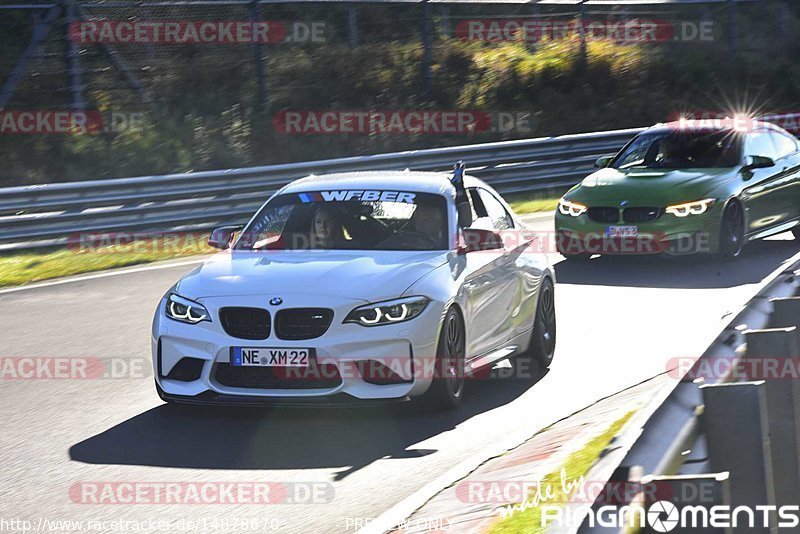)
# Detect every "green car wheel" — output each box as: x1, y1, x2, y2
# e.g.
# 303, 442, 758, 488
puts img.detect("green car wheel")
719, 200, 745, 258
